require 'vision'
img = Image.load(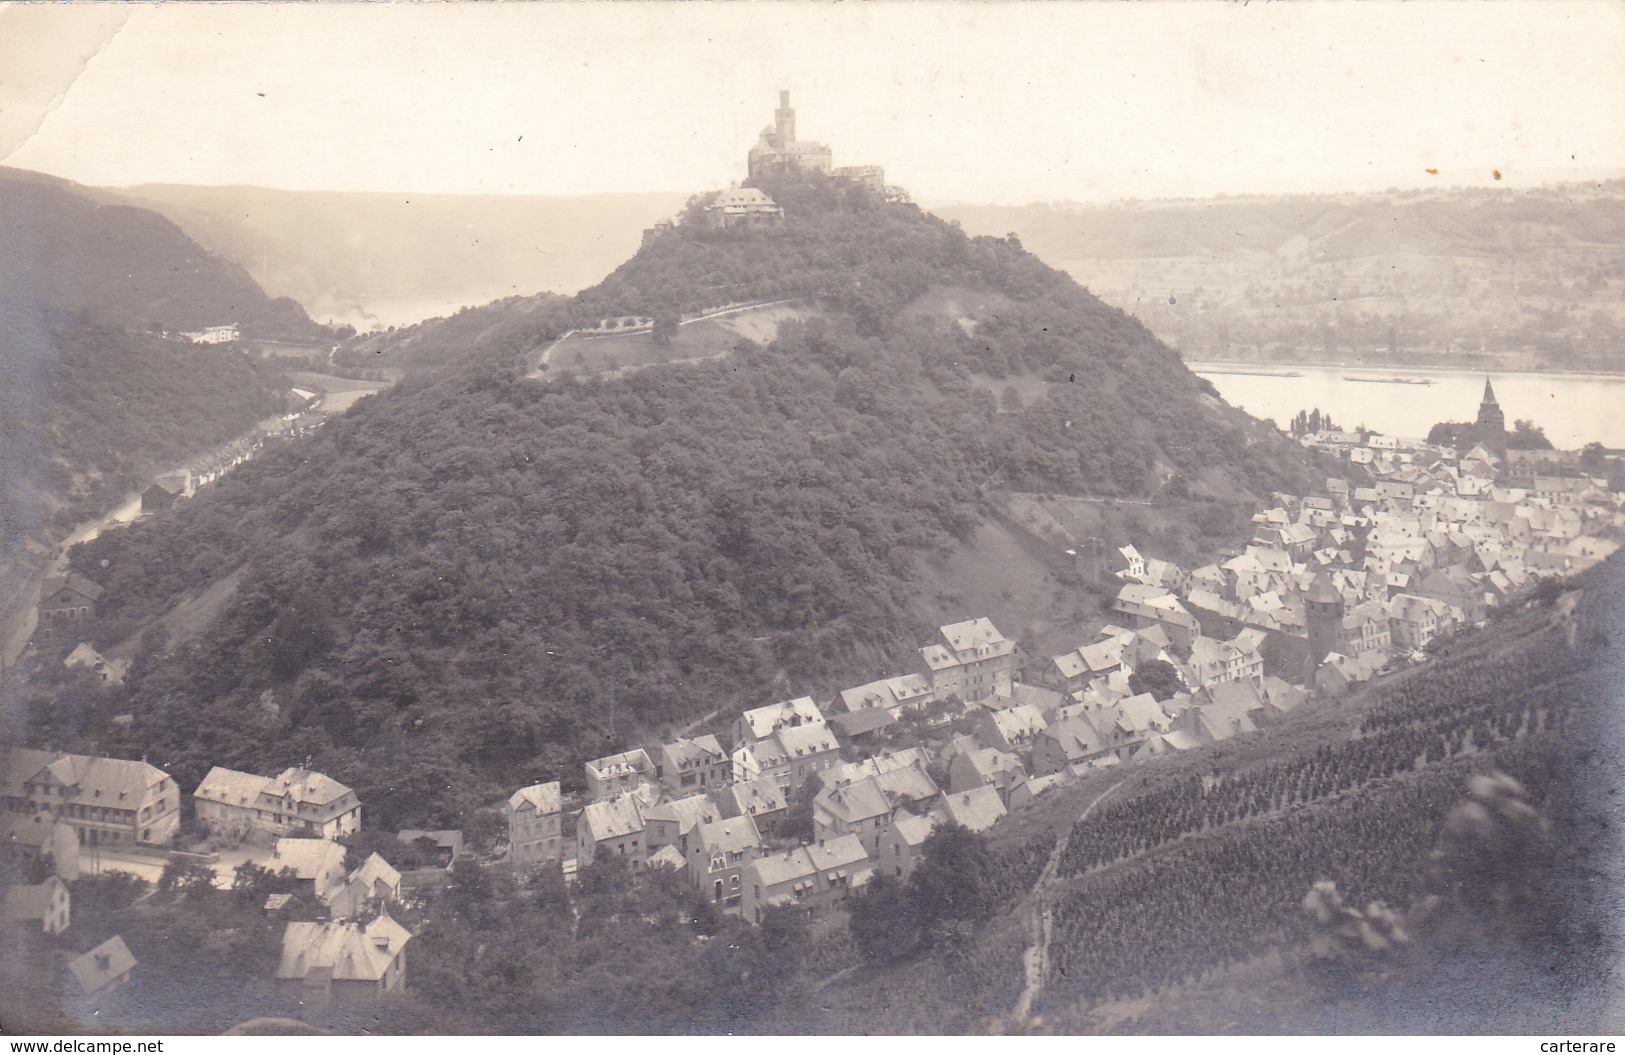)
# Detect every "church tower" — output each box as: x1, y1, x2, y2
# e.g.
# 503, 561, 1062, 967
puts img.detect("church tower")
1475, 376, 1507, 463
1304, 570, 1346, 672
